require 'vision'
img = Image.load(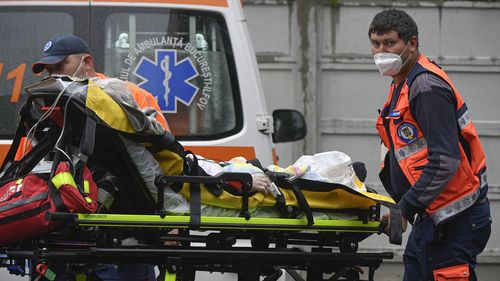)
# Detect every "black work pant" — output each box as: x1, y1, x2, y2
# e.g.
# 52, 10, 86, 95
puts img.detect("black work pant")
403, 200, 491, 281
